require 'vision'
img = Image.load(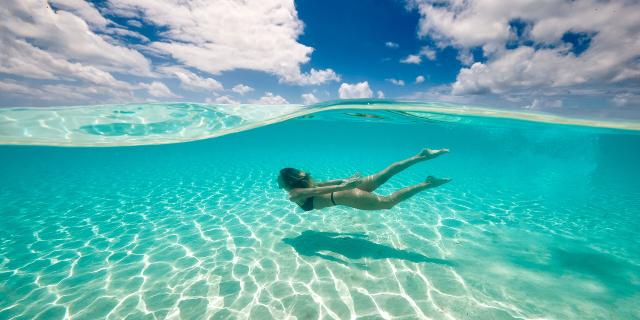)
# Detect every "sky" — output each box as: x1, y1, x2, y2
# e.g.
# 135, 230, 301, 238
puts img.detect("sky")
0, 0, 639, 119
